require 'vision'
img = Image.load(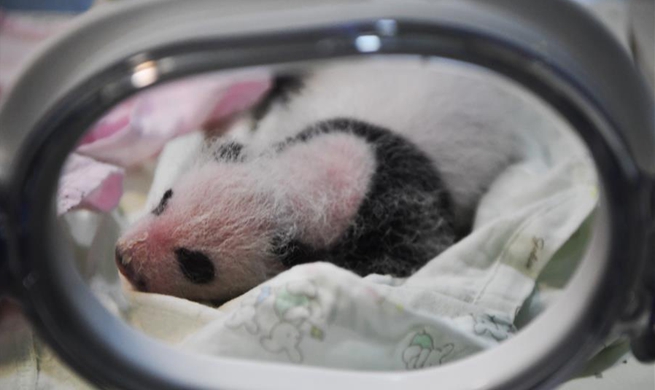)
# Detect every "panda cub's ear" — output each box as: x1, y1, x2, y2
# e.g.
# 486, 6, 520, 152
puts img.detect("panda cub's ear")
270, 235, 323, 268
251, 74, 306, 129
213, 141, 245, 162
152, 189, 173, 216
265, 75, 305, 104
